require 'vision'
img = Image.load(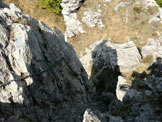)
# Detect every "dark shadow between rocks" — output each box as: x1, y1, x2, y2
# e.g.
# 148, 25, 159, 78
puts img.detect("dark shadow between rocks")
84, 39, 162, 122
85, 40, 121, 121
90, 40, 120, 94
111, 57, 162, 121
